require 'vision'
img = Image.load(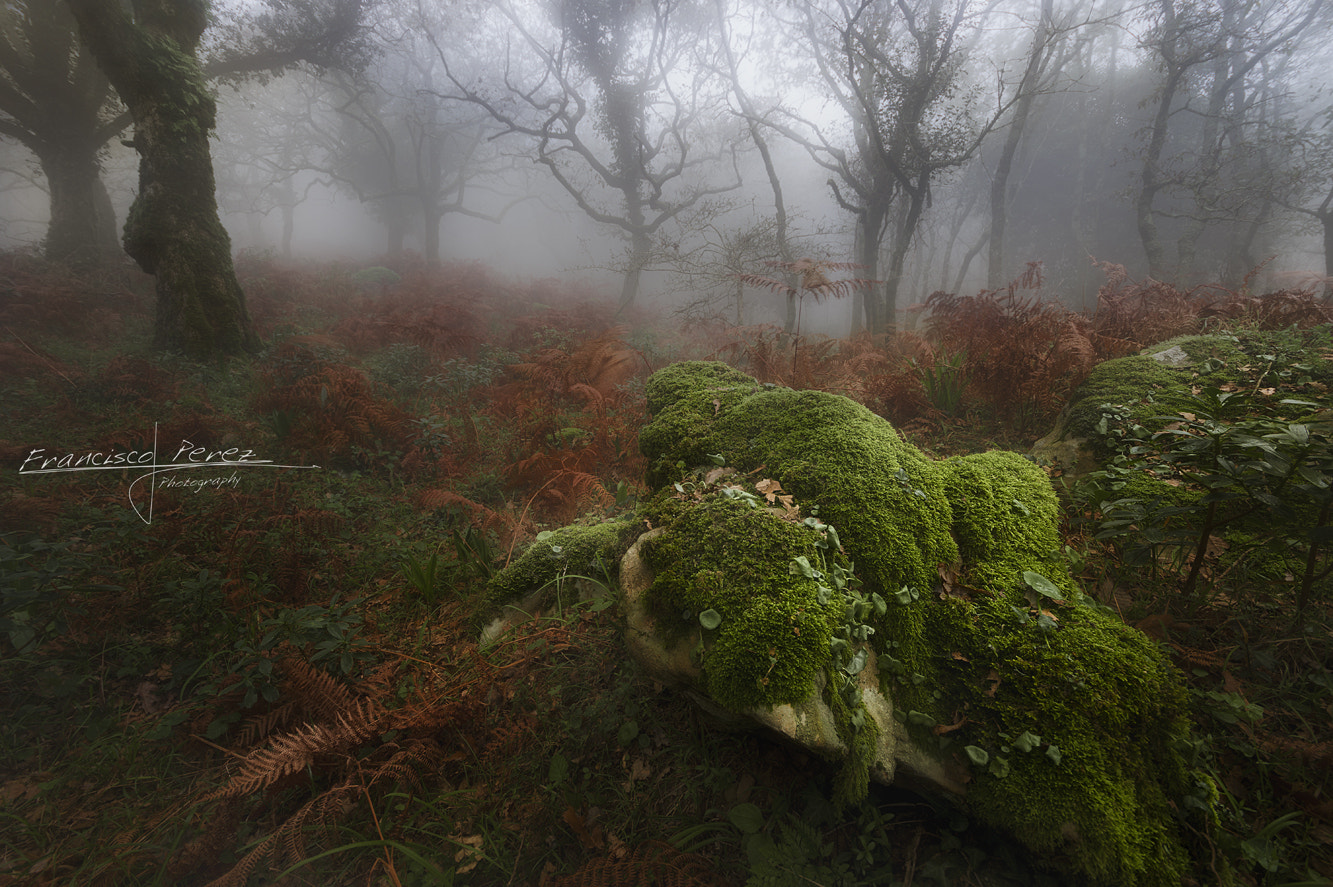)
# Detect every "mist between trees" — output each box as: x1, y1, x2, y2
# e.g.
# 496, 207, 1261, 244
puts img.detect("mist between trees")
1, 0, 1331, 355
